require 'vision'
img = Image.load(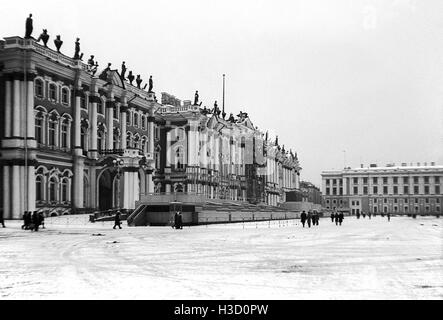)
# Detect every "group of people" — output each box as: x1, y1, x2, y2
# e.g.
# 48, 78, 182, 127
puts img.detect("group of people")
174, 211, 183, 229
357, 211, 391, 222
330, 212, 345, 226
22, 211, 45, 231
300, 211, 320, 228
